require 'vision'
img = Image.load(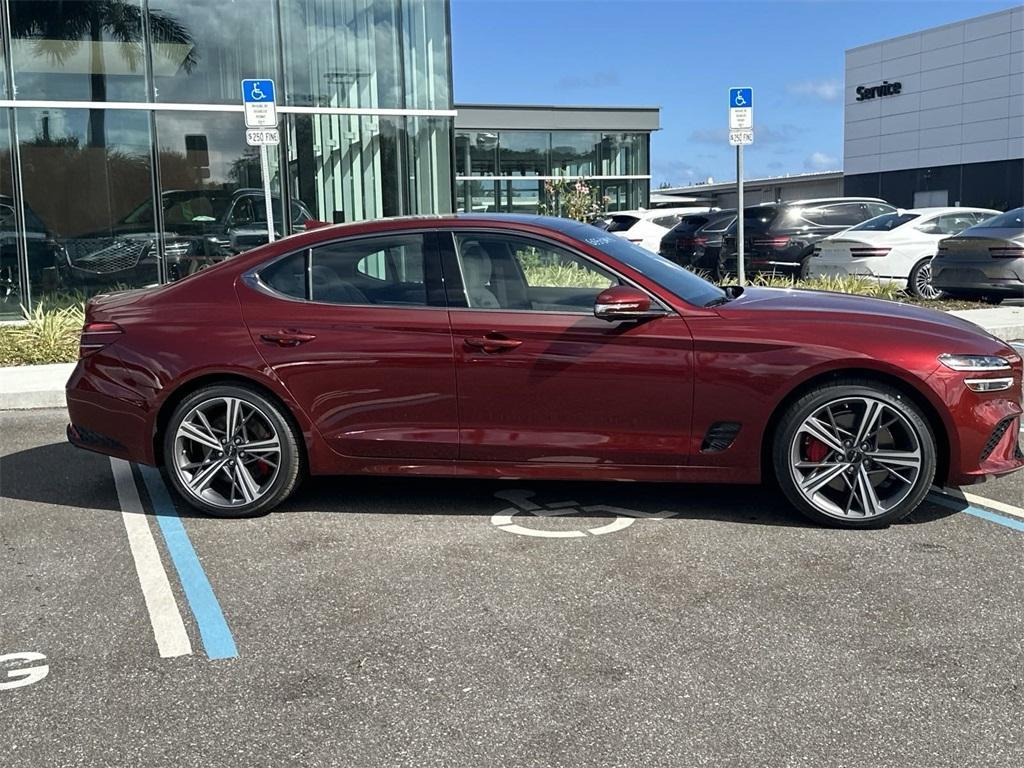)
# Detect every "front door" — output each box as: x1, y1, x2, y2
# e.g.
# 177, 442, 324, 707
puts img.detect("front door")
239, 231, 458, 461
442, 230, 693, 466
